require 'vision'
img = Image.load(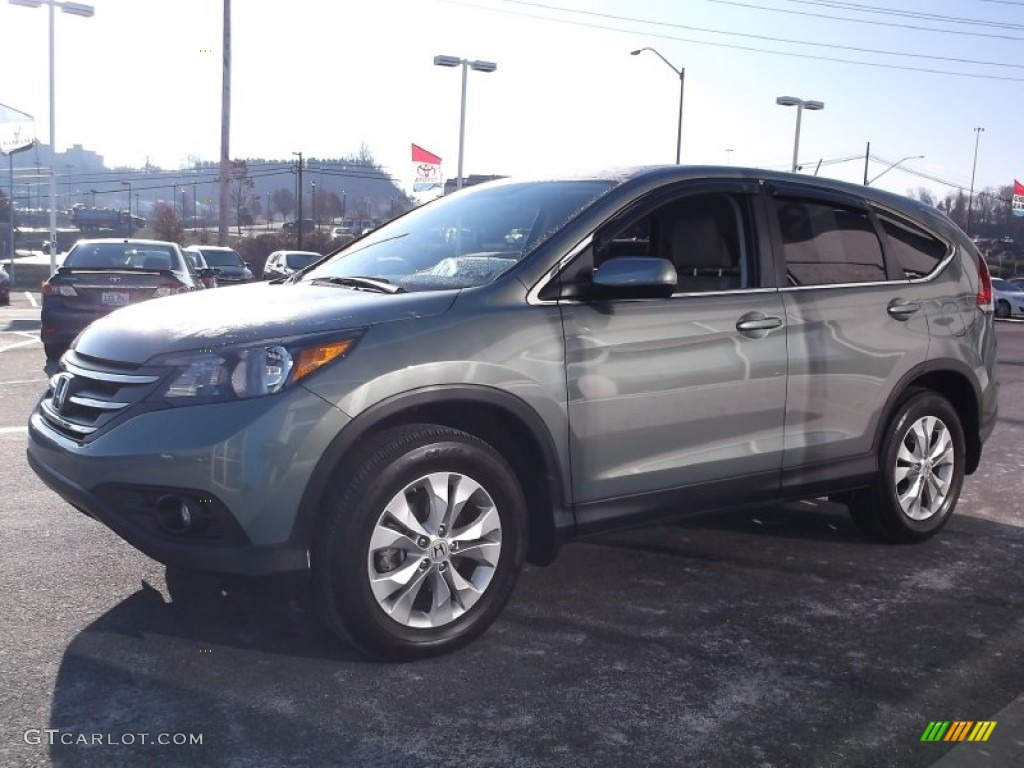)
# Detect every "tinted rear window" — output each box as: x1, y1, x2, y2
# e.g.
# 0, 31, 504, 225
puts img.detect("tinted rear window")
285, 253, 320, 269
199, 250, 243, 267
66, 243, 182, 271
775, 199, 886, 285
